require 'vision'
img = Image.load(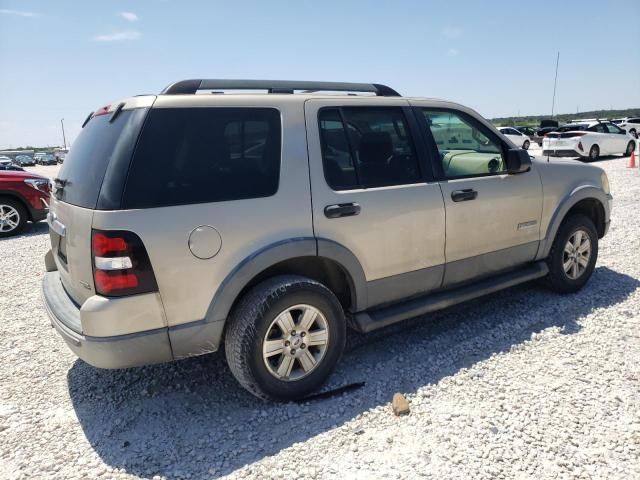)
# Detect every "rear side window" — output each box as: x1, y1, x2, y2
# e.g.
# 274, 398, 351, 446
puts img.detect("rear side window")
56, 109, 147, 208
319, 107, 420, 190
122, 108, 281, 209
